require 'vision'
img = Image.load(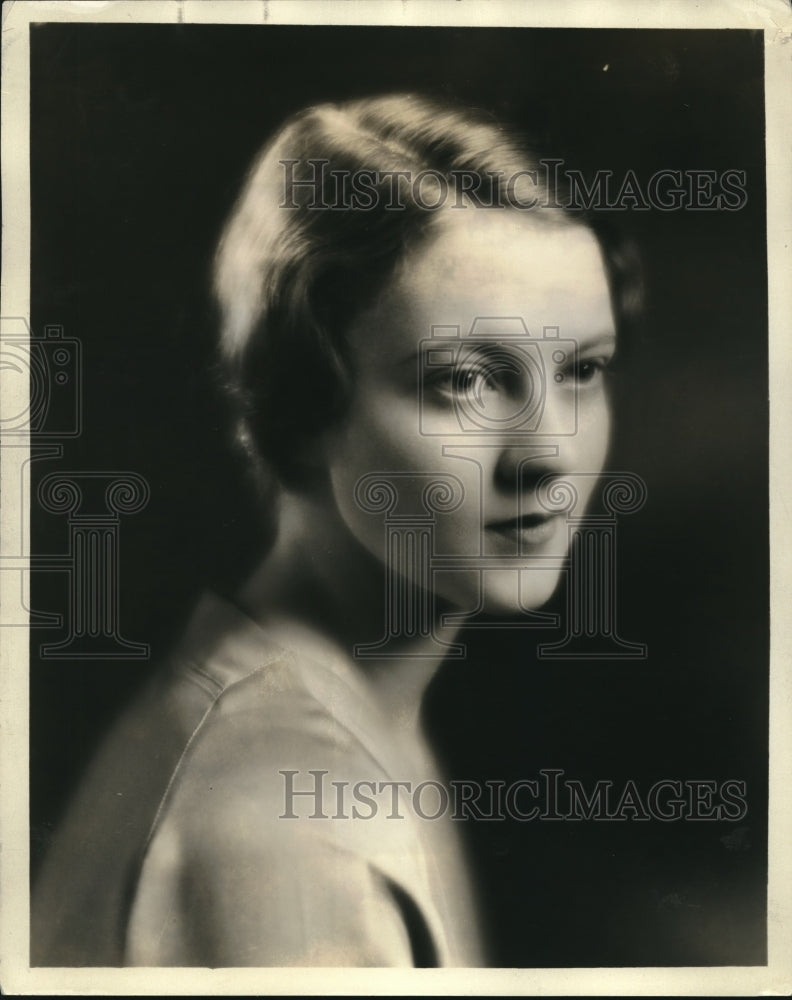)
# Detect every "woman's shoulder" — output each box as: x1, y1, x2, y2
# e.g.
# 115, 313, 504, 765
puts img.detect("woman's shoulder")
31, 592, 393, 966
158, 642, 388, 828
124, 604, 442, 966
167, 590, 389, 775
